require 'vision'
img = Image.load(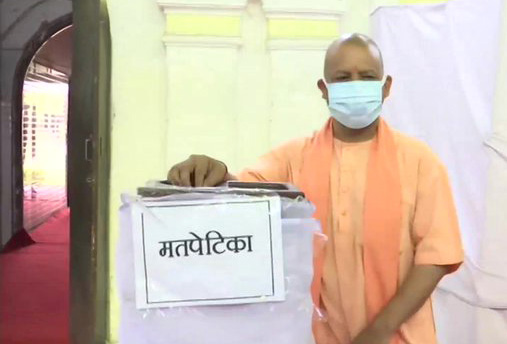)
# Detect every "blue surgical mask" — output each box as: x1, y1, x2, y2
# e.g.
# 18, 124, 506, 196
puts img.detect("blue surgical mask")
327, 78, 385, 129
